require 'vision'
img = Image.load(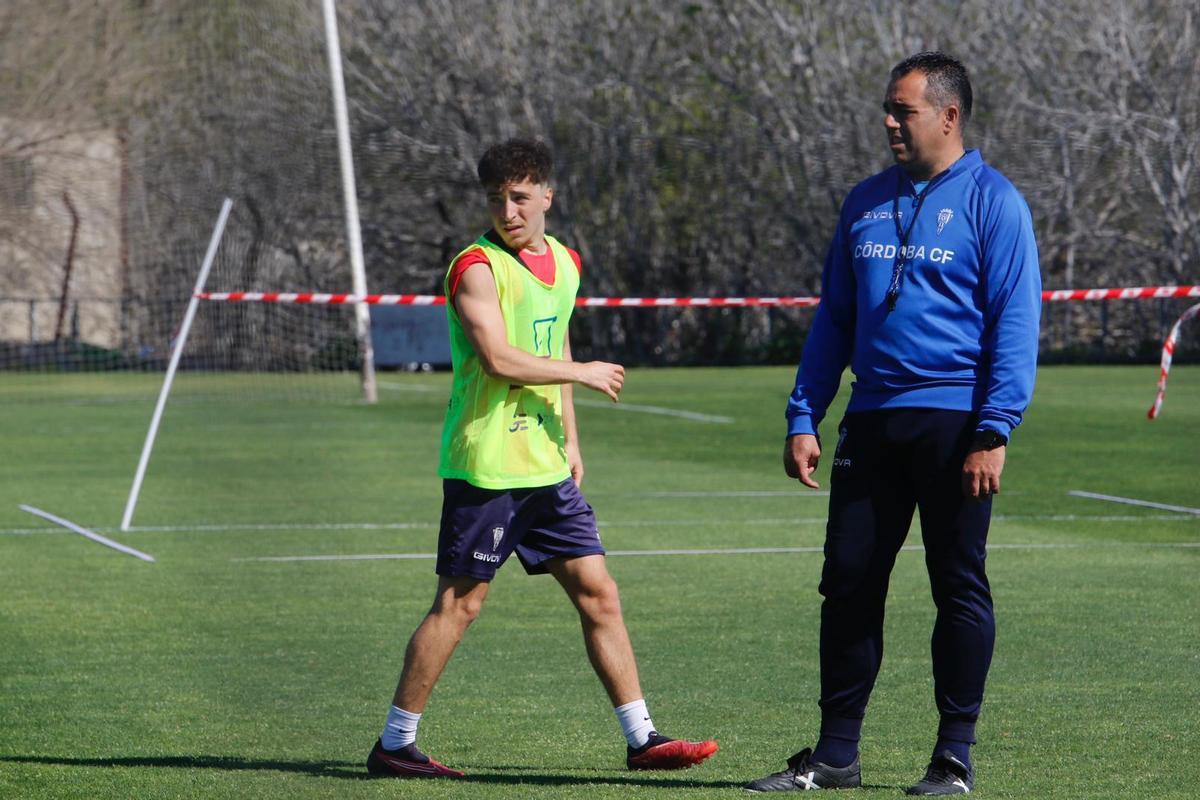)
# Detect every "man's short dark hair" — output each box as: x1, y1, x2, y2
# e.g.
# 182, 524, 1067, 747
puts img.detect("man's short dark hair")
891, 51, 973, 127
477, 138, 553, 189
